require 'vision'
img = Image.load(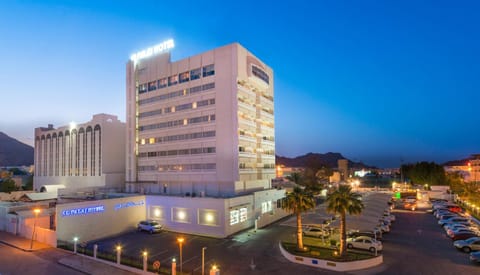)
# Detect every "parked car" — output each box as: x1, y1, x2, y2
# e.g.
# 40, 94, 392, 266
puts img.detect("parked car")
453, 237, 480, 253
347, 230, 382, 241
346, 236, 383, 252
439, 217, 470, 226
451, 232, 479, 241
376, 223, 390, 233
444, 223, 478, 234
470, 251, 480, 264
303, 227, 330, 238
137, 220, 162, 234
447, 228, 476, 238
382, 214, 395, 222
